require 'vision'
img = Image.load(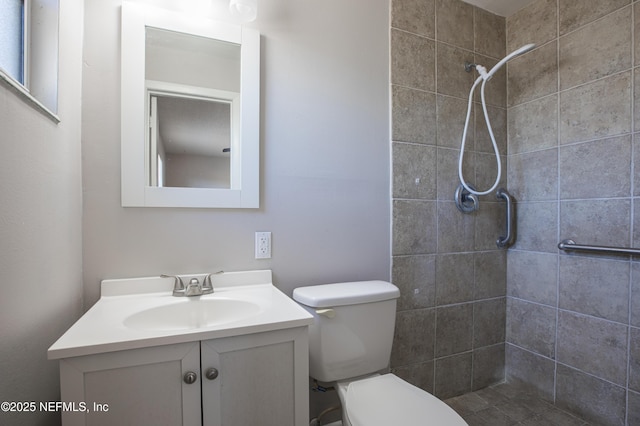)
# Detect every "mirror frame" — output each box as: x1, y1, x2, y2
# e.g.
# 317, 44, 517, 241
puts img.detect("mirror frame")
121, 2, 260, 208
